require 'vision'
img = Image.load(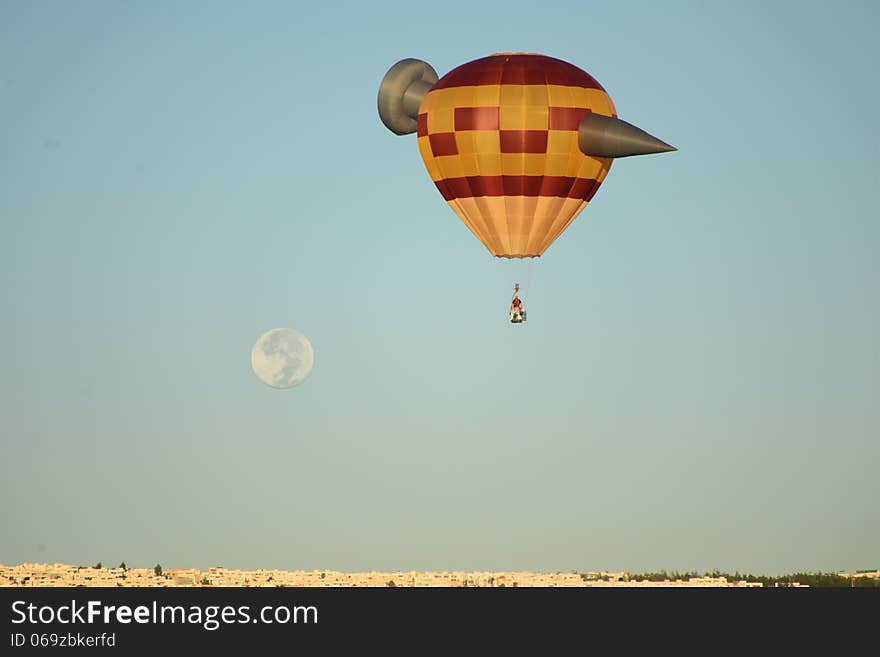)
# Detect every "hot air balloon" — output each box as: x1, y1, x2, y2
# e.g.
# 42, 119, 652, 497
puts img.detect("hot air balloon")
378, 53, 675, 259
